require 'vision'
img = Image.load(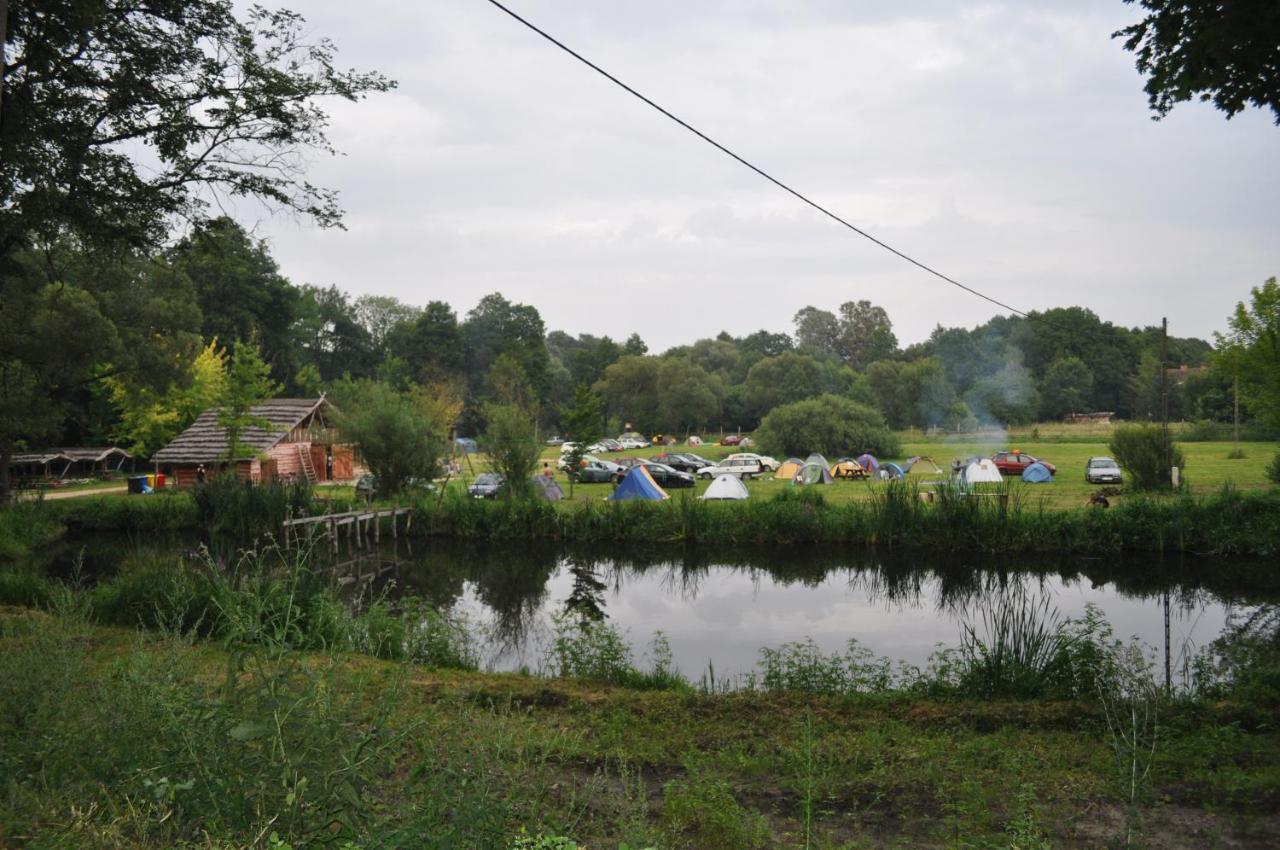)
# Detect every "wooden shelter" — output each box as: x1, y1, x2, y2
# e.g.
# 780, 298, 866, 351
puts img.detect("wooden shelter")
8, 447, 133, 482
153, 397, 356, 487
